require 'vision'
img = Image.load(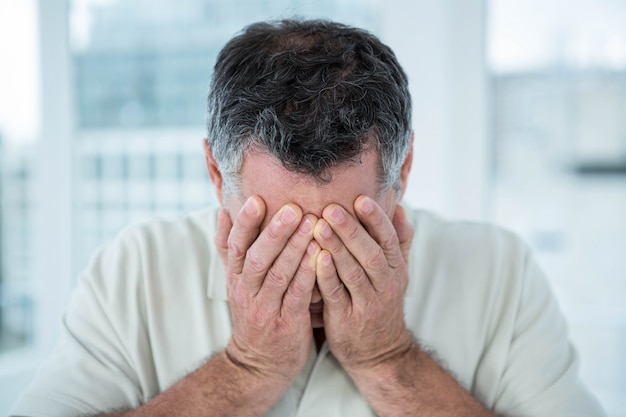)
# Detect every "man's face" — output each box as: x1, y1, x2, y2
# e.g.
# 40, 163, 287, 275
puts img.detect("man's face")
205, 145, 410, 328
235, 150, 399, 327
